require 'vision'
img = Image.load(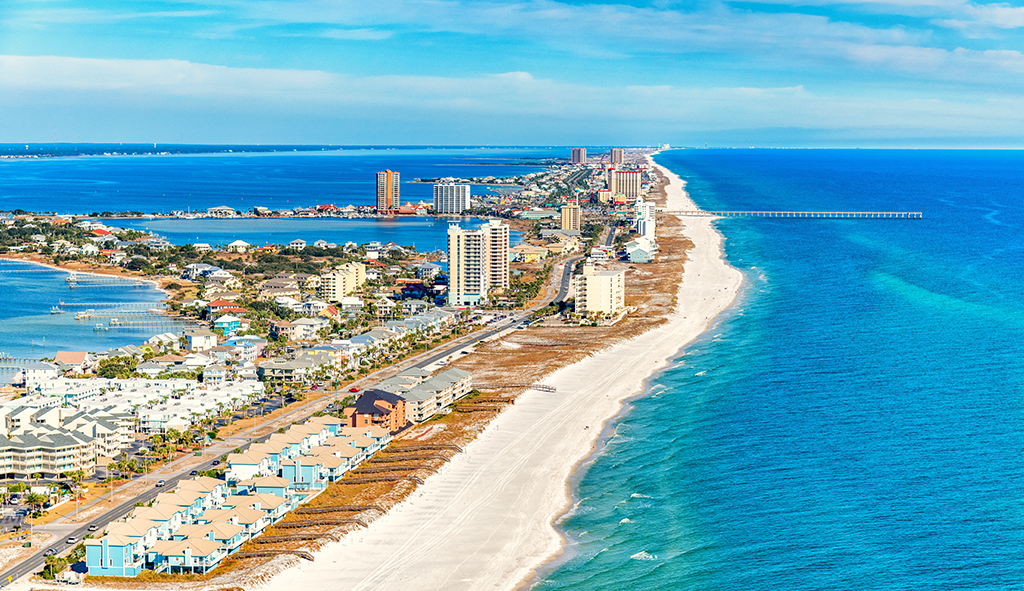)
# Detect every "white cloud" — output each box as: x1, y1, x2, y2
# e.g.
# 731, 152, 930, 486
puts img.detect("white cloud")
322, 28, 392, 40
2, 53, 1023, 141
